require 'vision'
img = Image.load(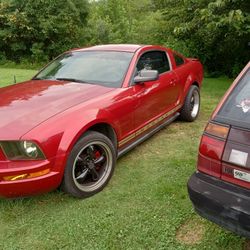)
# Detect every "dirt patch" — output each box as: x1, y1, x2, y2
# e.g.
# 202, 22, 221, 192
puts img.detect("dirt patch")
243, 240, 250, 250
176, 217, 205, 245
